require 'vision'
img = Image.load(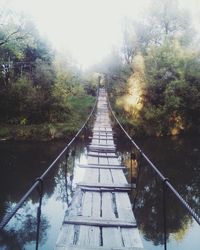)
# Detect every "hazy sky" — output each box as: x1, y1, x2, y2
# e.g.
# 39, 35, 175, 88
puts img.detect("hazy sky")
2, 0, 200, 68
